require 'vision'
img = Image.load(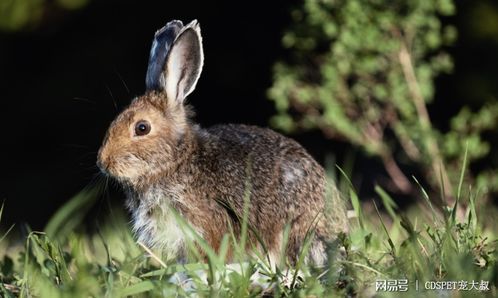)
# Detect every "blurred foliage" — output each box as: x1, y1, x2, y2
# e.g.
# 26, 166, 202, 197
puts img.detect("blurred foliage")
0, 0, 89, 31
468, 1, 498, 43
269, 0, 498, 198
